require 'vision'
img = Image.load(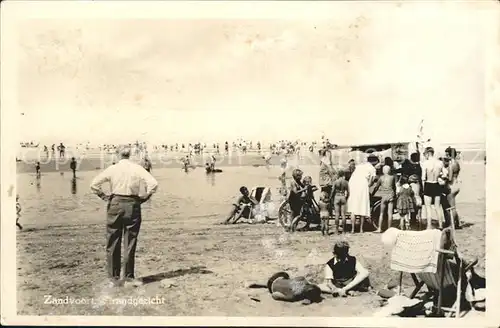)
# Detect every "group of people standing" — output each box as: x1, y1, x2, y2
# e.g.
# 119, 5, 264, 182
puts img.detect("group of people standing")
316, 145, 462, 233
